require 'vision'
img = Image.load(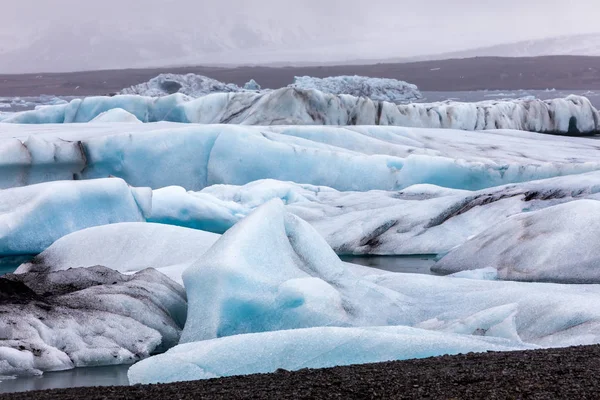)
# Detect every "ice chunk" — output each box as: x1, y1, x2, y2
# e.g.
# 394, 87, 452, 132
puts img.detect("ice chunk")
0, 178, 150, 256
243, 79, 261, 91
433, 200, 600, 283
450, 267, 499, 281
0, 266, 186, 377
128, 325, 528, 384
2, 89, 597, 135
16, 223, 220, 284
180, 200, 600, 349
150, 186, 245, 234
90, 108, 142, 123
290, 75, 422, 104
2, 124, 600, 192
120, 73, 244, 97
181, 199, 359, 342
169, 171, 600, 255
